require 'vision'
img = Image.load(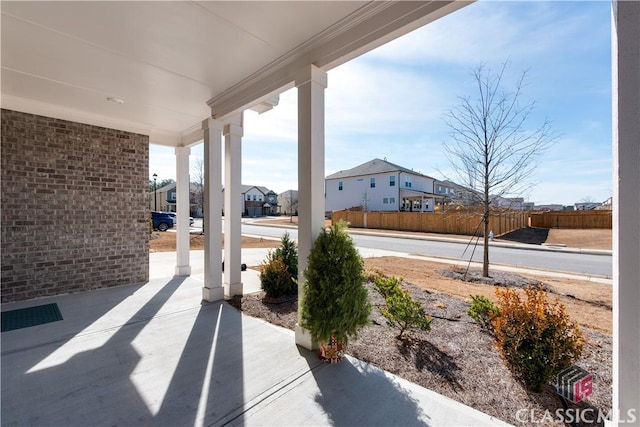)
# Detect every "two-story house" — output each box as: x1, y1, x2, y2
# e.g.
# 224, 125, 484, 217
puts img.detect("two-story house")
241, 185, 279, 217
150, 182, 207, 216
278, 190, 299, 216
326, 158, 438, 213
434, 180, 483, 207
149, 182, 177, 212
433, 180, 458, 206
490, 195, 528, 210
